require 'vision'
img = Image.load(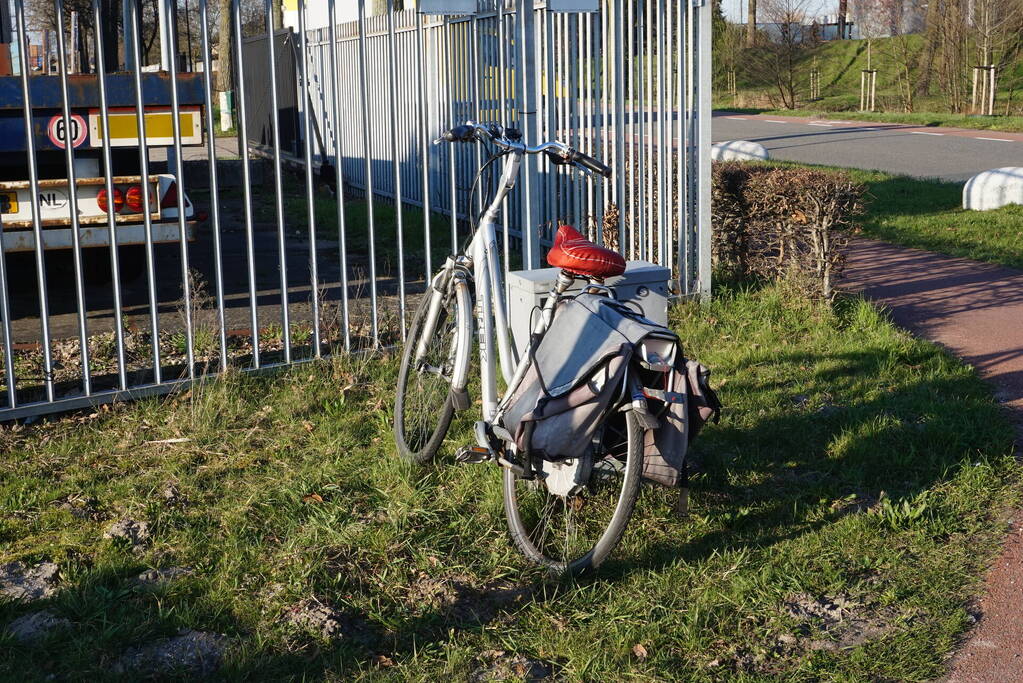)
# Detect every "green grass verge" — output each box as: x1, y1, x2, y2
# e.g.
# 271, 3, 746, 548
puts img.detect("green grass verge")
1, 282, 1018, 680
